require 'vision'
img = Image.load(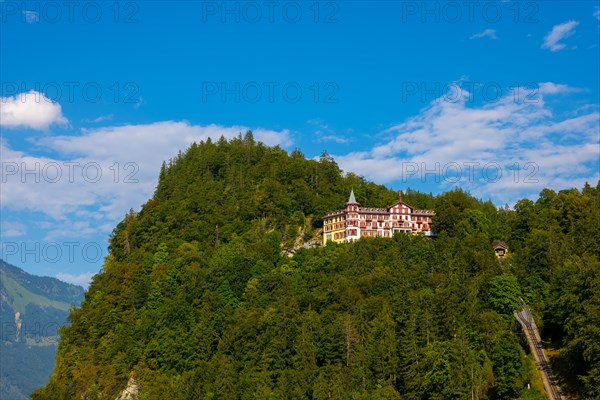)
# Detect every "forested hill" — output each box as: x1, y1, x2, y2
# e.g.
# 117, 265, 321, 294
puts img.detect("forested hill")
34, 134, 599, 399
